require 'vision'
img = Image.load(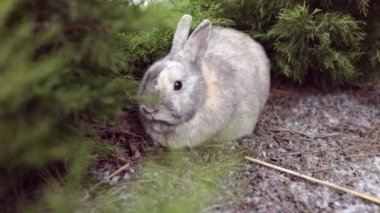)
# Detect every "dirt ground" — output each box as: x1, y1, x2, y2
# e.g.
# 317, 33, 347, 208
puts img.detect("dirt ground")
94, 82, 380, 212
211, 83, 380, 212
